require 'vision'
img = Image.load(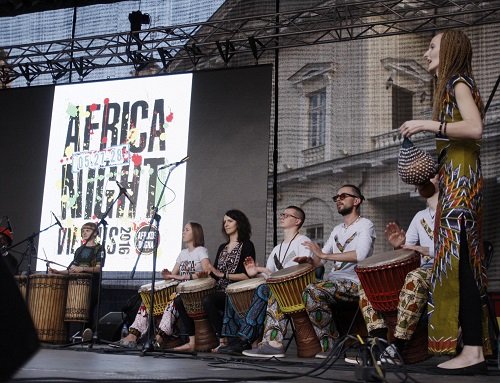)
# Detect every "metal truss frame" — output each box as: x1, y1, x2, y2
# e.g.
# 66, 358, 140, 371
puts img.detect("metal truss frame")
1, 0, 500, 86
